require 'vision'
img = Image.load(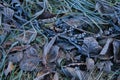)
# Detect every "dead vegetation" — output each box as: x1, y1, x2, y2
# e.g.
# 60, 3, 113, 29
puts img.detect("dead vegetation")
0, 0, 120, 80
